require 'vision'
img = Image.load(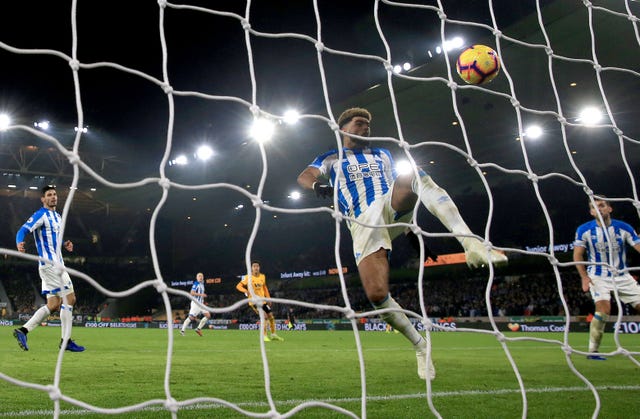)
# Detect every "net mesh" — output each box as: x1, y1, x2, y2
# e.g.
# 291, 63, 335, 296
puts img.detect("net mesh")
1, 0, 639, 417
